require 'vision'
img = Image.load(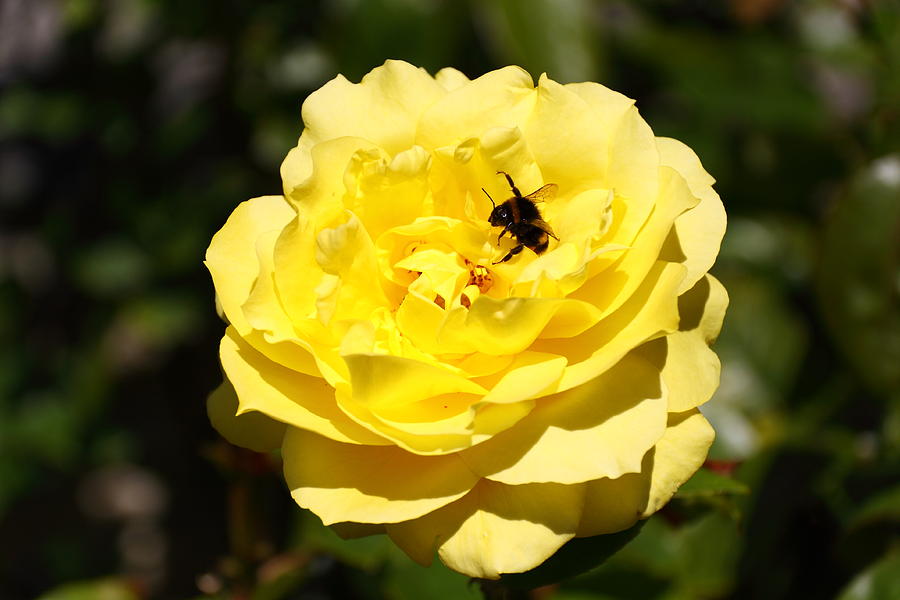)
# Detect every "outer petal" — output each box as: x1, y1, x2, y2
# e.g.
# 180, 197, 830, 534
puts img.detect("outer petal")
535, 261, 685, 394
386, 479, 584, 579
300, 60, 446, 155
434, 67, 470, 91
657, 137, 727, 293
638, 275, 729, 412
577, 409, 715, 536
523, 76, 608, 194
461, 353, 667, 485
344, 353, 485, 410
283, 428, 479, 525
477, 352, 567, 406
220, 327, 388, 446
336, 384, 478, 456
571, 166, 697, 319
565, 81, 660, 246
416, 66, 537, 150
206, 381, 285, 452
204, 195, 295, 335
